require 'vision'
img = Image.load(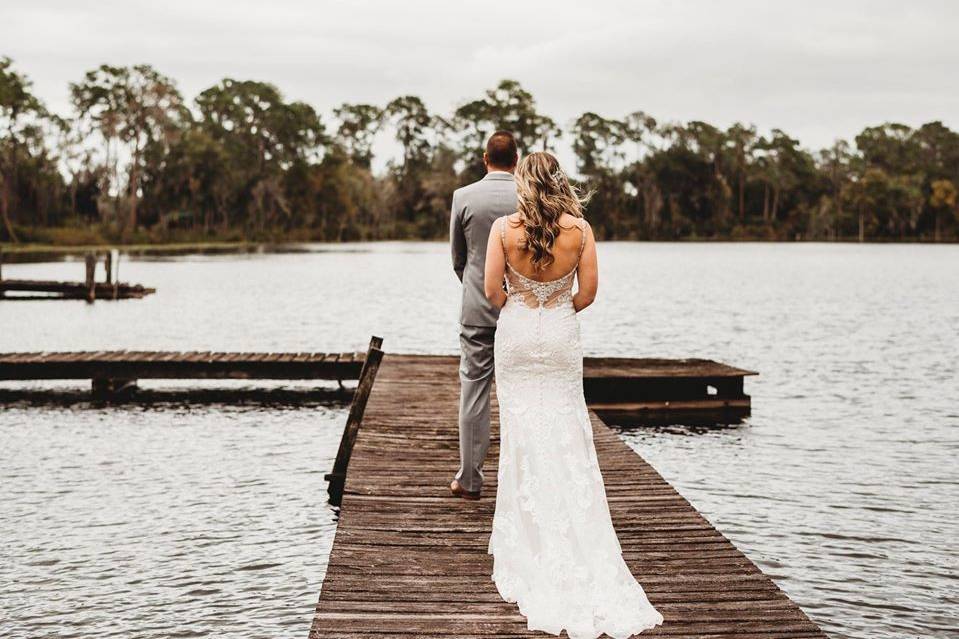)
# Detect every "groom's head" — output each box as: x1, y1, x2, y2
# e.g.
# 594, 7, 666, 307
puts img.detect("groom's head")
484, 131, 518, 173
